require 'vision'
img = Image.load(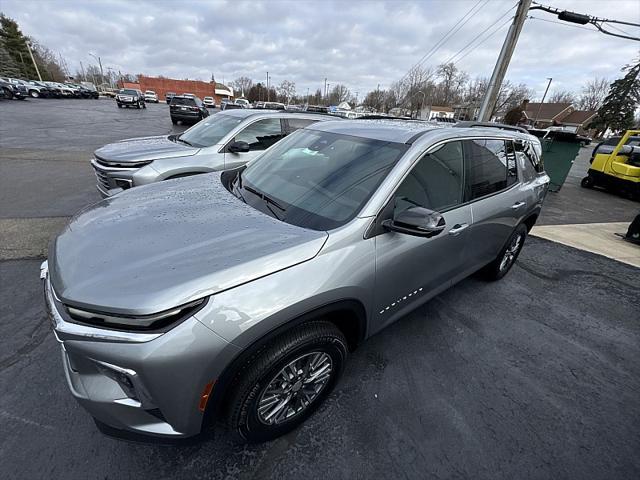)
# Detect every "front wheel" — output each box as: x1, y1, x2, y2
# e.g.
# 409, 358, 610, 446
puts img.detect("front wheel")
29, 90, 39, 98
581, 175, 595, 188
142, 102, 146, 109
225, 321, 348, 443
171, 117, 178, 125
480, 223, 527, 281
